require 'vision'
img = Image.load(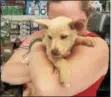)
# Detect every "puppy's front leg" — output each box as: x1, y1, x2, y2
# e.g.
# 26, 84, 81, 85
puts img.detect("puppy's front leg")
75, 36, 96, 47
55, 58, 71, 88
